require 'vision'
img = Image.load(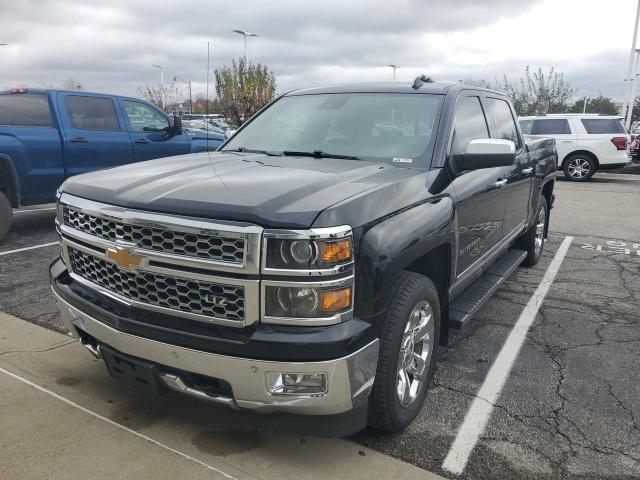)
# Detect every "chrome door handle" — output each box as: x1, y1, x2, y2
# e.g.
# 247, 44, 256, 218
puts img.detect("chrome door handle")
521, 167, 533, 175
493, 179, 508, 188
